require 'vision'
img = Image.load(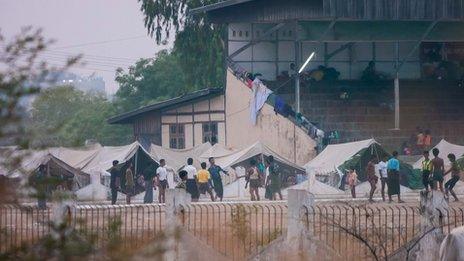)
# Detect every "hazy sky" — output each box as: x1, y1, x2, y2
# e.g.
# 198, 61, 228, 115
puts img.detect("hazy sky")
0, 0, 172, 94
